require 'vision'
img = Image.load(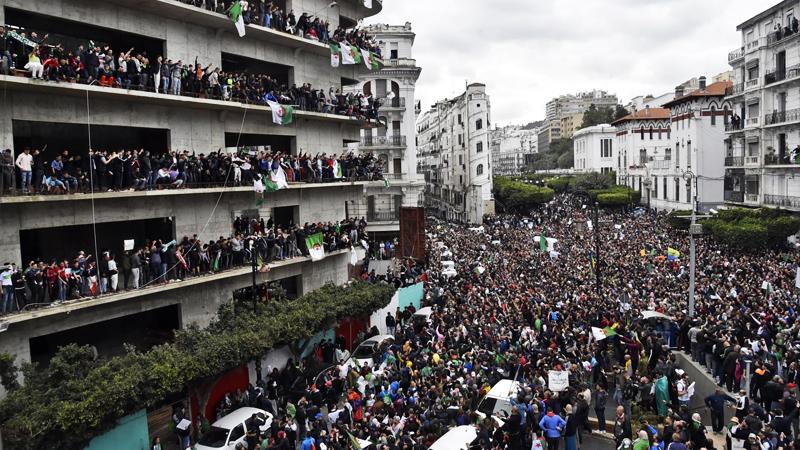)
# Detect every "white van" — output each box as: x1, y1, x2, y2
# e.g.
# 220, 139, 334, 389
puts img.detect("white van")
475, 379, 521, 421
428, 425, 477, 450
